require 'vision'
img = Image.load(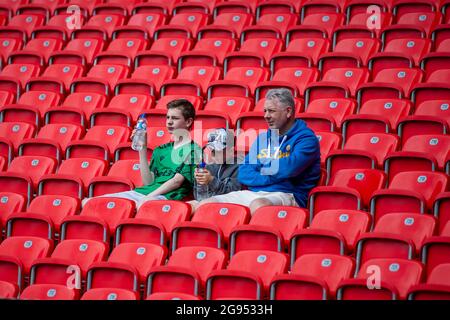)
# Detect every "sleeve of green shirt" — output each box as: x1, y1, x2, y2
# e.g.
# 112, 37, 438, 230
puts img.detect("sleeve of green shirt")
149, 147, 159, 174
175, 143, 202, 186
